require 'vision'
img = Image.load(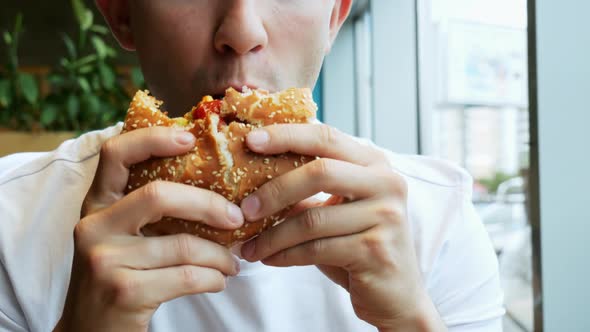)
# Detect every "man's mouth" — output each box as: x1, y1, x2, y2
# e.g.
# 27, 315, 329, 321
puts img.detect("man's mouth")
209, 84, 260, 100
